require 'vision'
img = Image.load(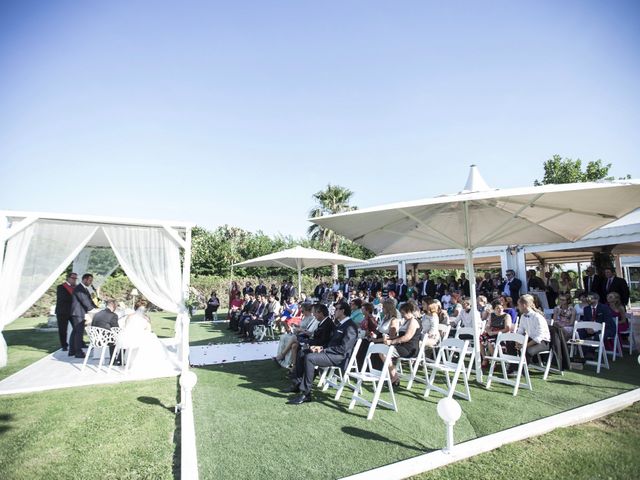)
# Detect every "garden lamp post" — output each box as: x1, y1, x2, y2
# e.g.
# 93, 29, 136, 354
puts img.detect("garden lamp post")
437, 397, 462, 453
